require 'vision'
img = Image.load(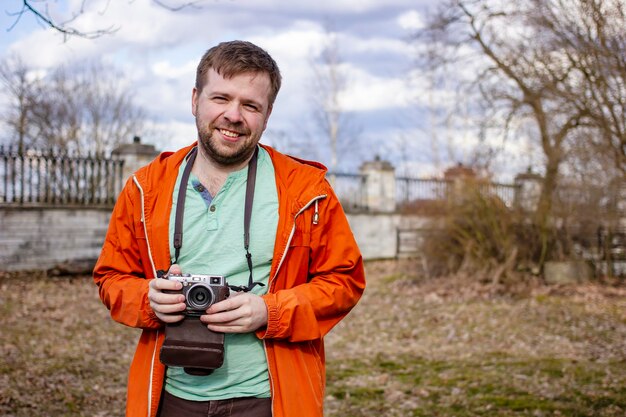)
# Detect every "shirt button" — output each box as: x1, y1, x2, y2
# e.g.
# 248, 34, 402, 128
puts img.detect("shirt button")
209, 205, 216, 212
195, 184, 205, 192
